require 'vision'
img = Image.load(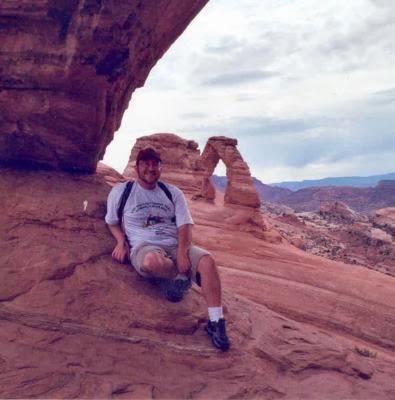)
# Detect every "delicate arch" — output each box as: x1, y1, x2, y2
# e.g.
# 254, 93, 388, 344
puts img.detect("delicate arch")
197, 136, 260, 208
